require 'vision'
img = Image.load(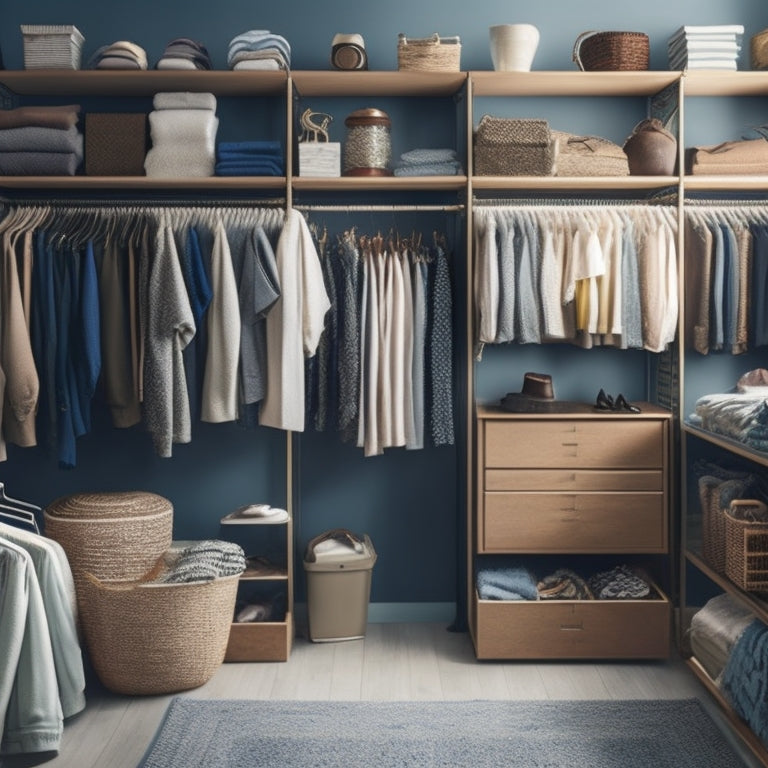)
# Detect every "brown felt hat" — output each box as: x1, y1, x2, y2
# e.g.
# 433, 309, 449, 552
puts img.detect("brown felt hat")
500, 372, 556, 412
